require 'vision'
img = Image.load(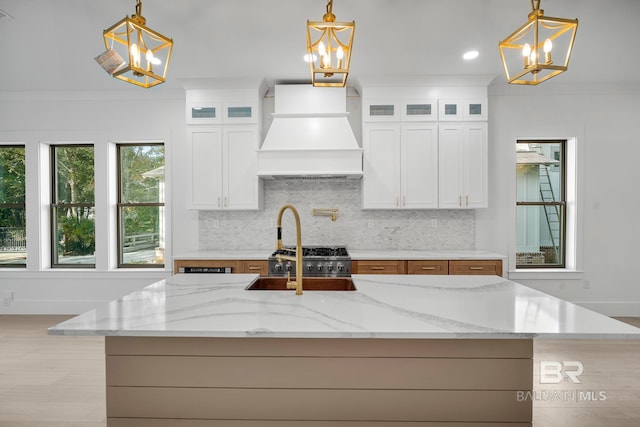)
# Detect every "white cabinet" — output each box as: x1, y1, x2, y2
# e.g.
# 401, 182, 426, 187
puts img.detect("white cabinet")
187, 126, 263, 210
362, 123, 438, 209
438, 123, 487, 208
186, 100, 259, 125
184, 81, 267, 210
364, 99, 438, 122
438, 99, 487, 121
